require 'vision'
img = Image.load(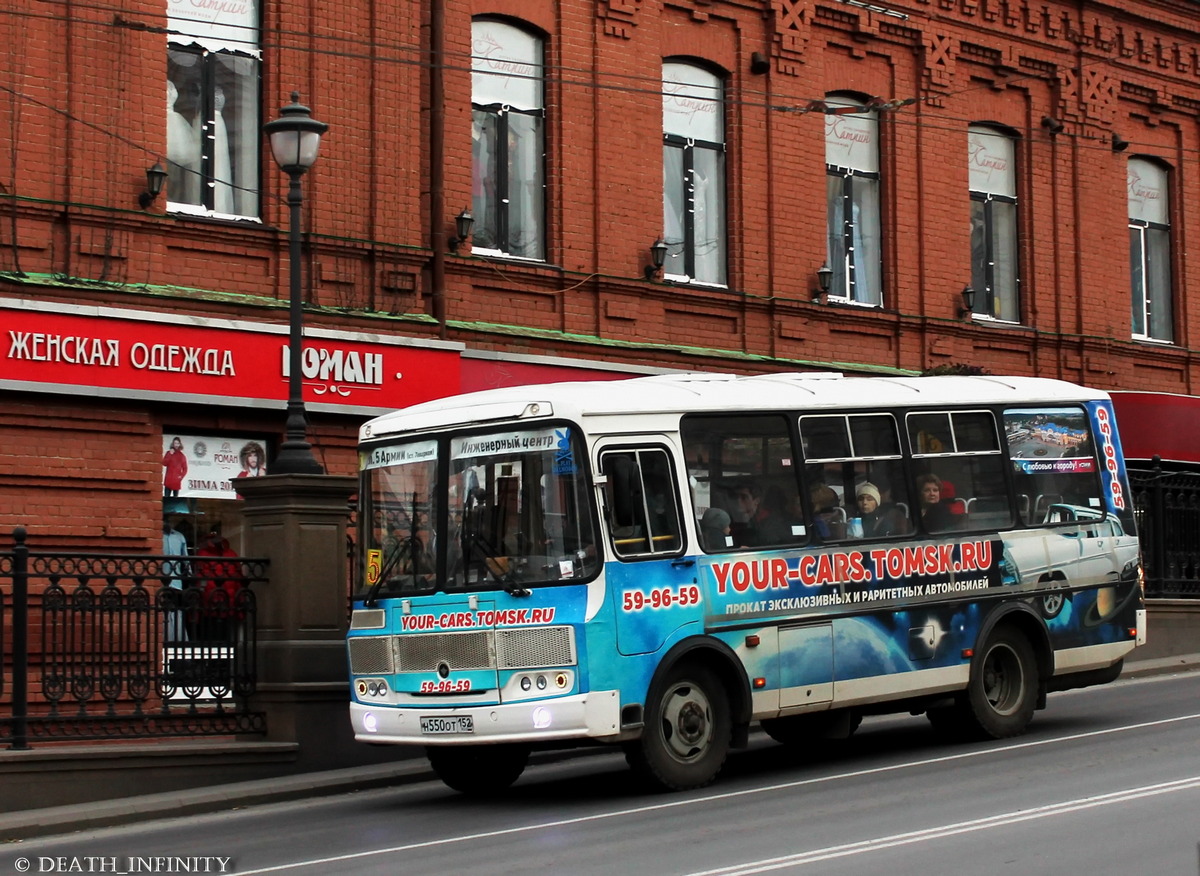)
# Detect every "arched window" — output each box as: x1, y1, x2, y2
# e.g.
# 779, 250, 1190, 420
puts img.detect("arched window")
471, 20, 546, 260
967, 125, 1019, 322
825, 95, 881, 307
166, 2, 260, 217
662, 62, 726, 286
1128, 157, 1173, 342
